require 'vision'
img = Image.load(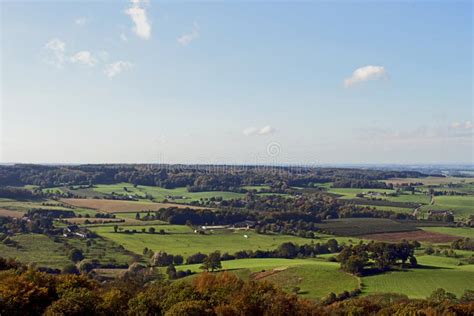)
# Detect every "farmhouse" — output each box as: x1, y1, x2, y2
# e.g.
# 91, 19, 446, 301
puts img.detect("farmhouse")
427, 210, 453, 216
233, 220, 256, 229
64, 224, 90, 238
200, 225, 230, 230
